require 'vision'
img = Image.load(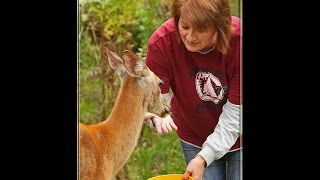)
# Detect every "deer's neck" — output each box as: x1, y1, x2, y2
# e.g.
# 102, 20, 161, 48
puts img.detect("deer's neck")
101, 77, 148, 171
107, 76, 147, 128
